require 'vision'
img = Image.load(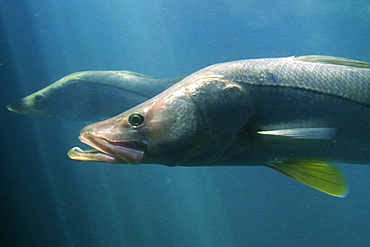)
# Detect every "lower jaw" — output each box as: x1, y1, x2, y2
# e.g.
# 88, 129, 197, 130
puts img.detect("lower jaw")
67, 147, 124, 163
